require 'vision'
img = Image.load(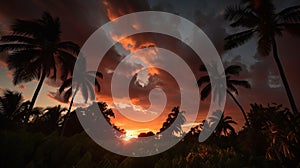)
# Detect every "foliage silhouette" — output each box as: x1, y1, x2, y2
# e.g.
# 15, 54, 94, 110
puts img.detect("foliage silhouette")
59, 54, 103, 136
157, 106, 186, 137
0, 12, 79, 112
224, 0, 300, 113
198, 64, 251, 127
208, 110, 237, 137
